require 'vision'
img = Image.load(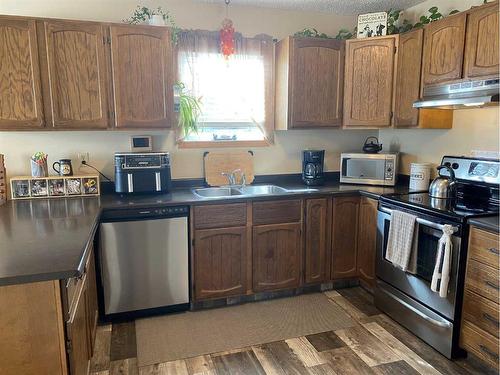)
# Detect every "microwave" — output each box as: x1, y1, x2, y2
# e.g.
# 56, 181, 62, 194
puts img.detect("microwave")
340, 153, 398, 186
